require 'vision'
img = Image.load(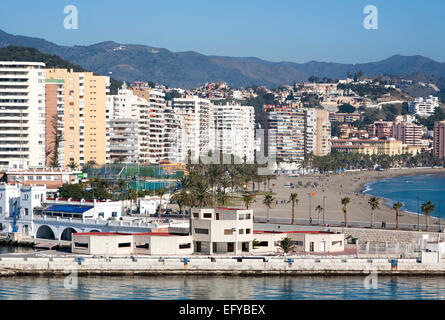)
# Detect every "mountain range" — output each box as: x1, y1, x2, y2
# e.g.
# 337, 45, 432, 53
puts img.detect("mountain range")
1, 29, 445, 89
